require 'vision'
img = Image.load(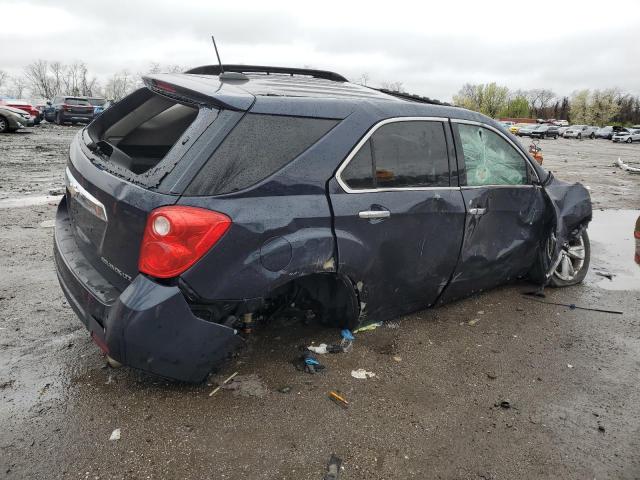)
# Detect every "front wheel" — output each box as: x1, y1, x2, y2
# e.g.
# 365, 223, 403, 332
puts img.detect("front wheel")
547, 230, 590, 287
0, 115, 8, 133
577, 133, 582, 139
590, 133, 595, 139
626, 137, 632, 143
